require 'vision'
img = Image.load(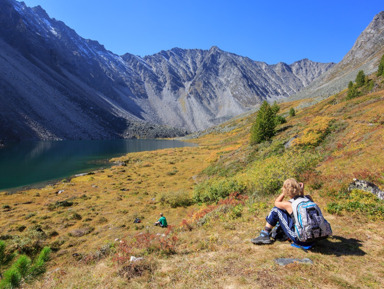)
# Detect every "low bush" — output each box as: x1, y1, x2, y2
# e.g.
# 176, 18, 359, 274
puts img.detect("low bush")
29, 247, 51, 277
13, 255, 31, 278
0, 247, 50, 289
114, 229, 178, 260
47, 200, 73, 211
0, 241, 15, 270
244, 149, 320, 196
187, 193, 248, 226
0, 267, 21, 289
193, 178, 247, 203
117, 257, 158, 280
158, 190, 194, 208
293, 116, 333, 147
327, 189, 384, 219
0, 240, 6, 264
